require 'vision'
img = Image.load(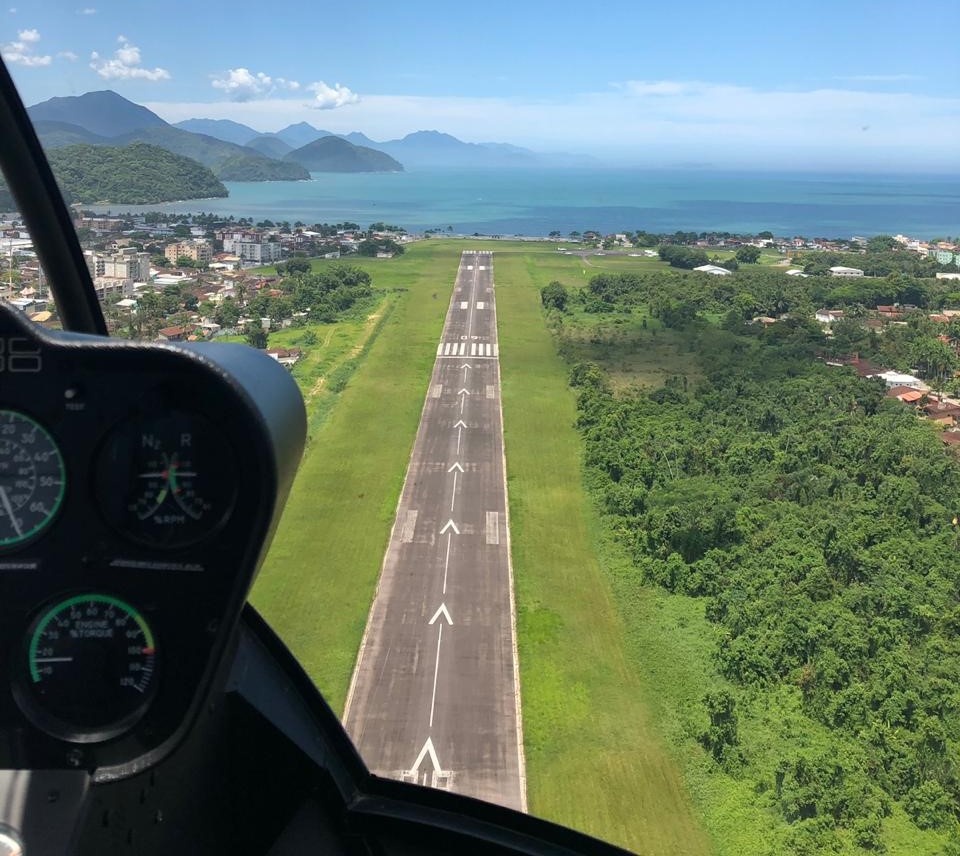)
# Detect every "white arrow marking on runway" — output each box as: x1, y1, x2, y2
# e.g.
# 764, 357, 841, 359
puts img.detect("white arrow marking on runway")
429, 603, 453, 625
458, 388, 470, 414
460, 363, 471, 382
411, 737, 442, 774
447, 462, 464, 473
439, 519, 459, 535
